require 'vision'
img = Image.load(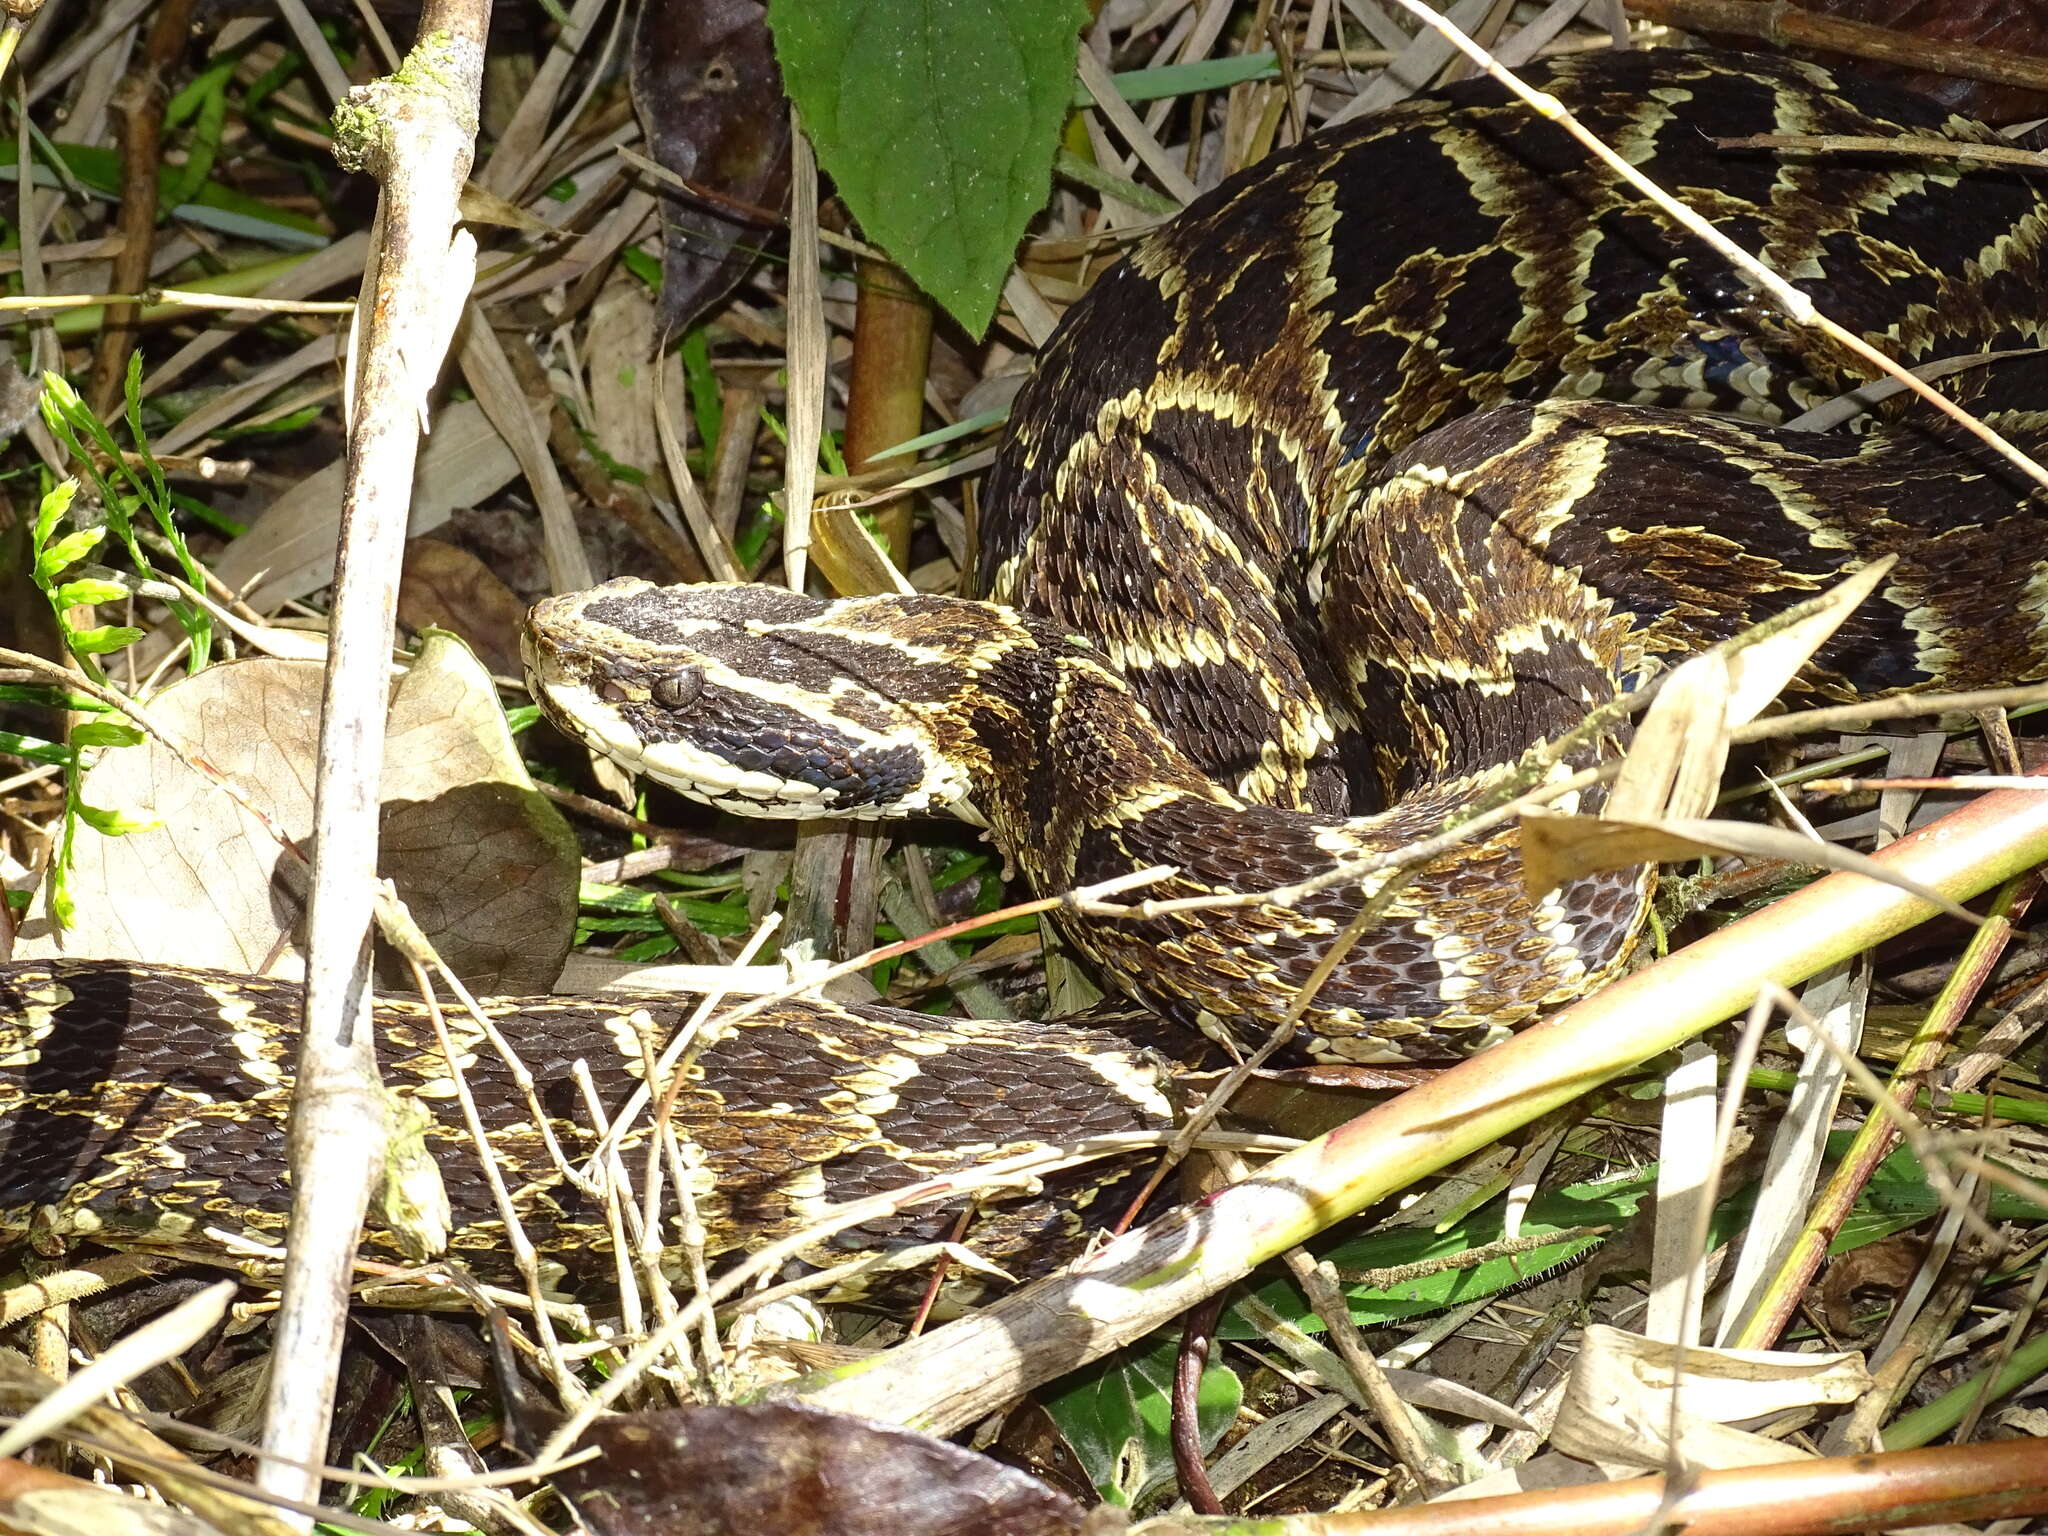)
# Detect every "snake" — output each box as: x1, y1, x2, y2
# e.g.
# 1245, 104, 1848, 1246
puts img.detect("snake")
8, 48, 2048, 1291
